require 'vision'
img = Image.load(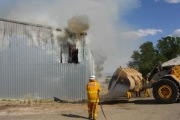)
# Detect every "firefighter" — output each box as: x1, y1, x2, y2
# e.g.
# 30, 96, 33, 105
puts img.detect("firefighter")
126, 90, 132, 99
144, 80, 151, 97
86, 75, 101, 120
